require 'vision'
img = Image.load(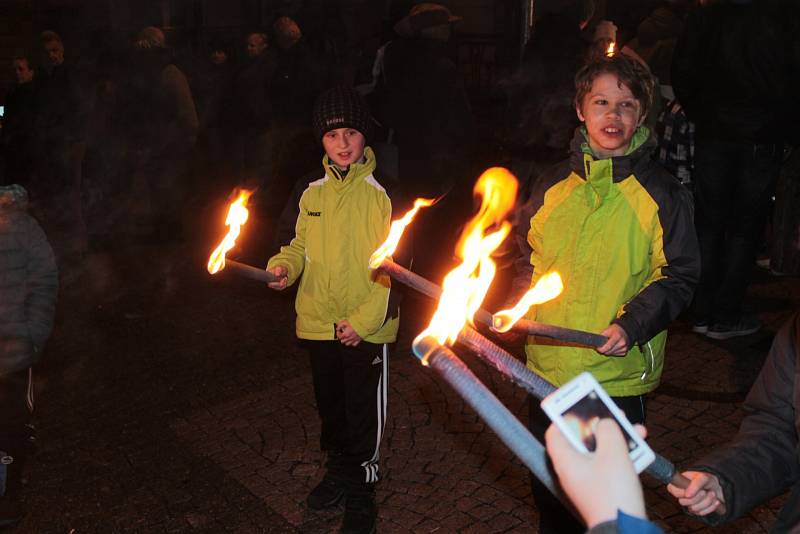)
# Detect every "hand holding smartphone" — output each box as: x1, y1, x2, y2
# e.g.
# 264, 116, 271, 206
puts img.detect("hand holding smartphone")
541, 372, 655, 473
